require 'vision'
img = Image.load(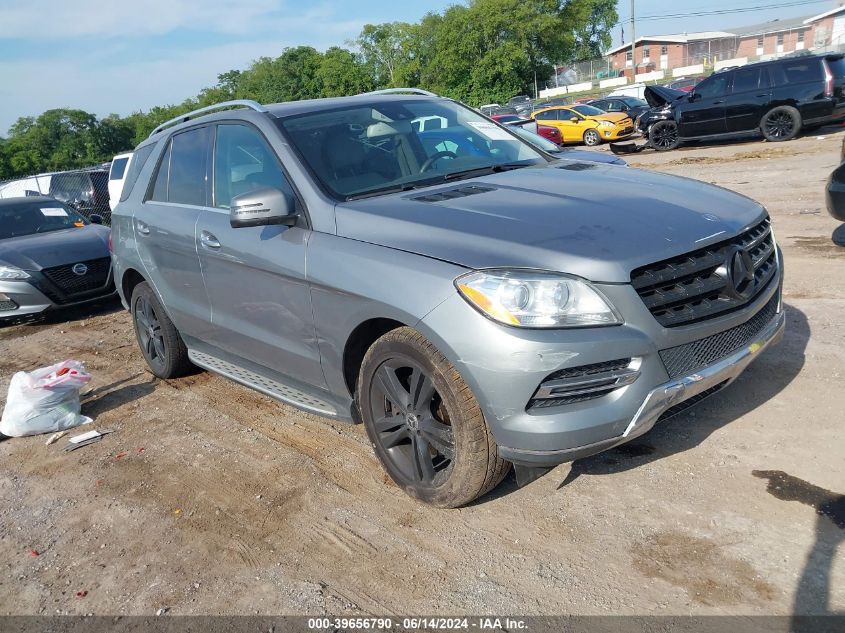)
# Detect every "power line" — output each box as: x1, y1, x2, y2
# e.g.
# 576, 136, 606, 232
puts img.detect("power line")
619, 0, 831, 23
